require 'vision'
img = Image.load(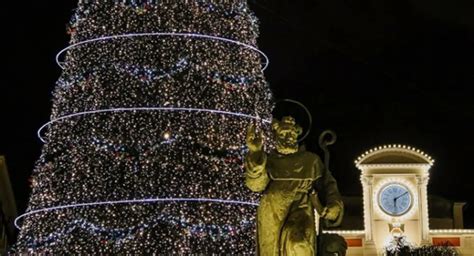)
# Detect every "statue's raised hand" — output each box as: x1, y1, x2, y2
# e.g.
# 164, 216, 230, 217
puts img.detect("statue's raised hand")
246, 124, 263, 152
